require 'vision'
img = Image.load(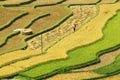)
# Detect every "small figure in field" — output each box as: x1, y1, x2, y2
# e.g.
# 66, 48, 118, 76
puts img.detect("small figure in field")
73, 24, 77, 32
